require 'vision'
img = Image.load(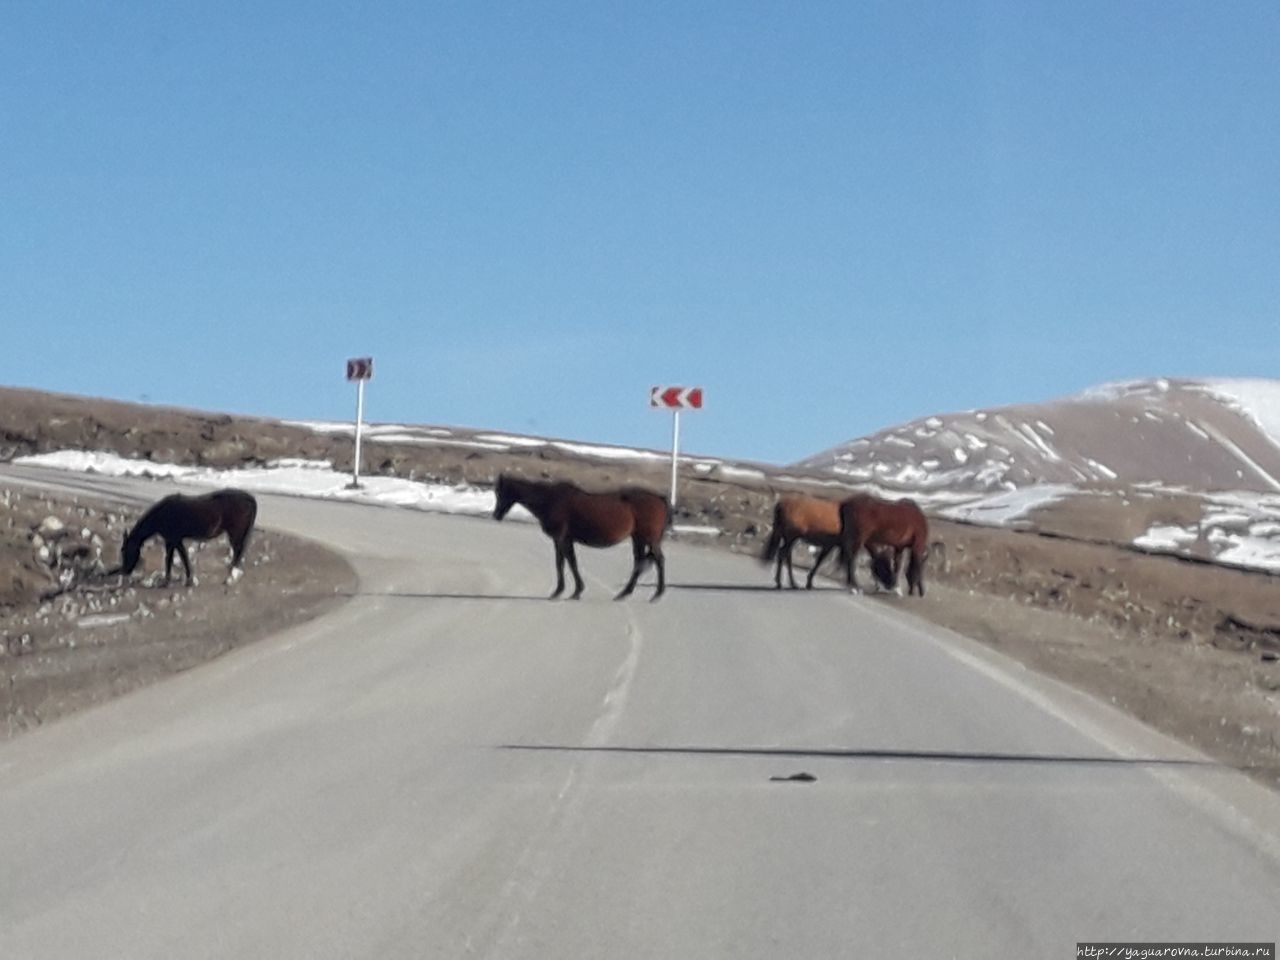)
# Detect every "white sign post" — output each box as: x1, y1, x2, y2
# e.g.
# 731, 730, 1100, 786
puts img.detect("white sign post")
346, 357, 373, 489
650, 386, 704, 508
